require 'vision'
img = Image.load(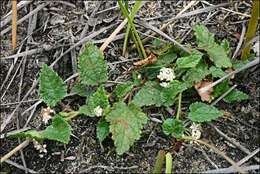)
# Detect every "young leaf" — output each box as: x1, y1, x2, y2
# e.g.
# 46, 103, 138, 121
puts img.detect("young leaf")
44, 114, 71, 144
162, 119, 184, 139
220, 39, 229, 51
152, 38, 161, 47
93, 85, 109, 108
79, 97, 96, 117
206, 43, 232, 68
40, 64, 67, 107
176, 51, 203, 68
188, 102, 222, 122
132, 81, 164, 107
9, 130, 44, 141
158, 52, 177, 64
70, 83, 94, 97
223, 89, 248, 103
193, 25, 232, 68
182, 60, 210, 88
209, 66, 226, 78
112, 82, 134, 99
78, 42, 108, 86
97, 117, 110, 142
106, 102, 147, 155
162, 80, 187, 107
193, 25, 215, 48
